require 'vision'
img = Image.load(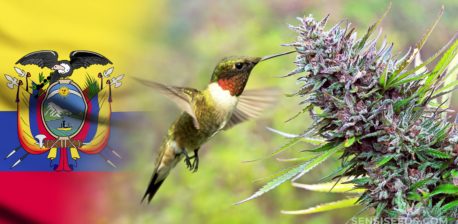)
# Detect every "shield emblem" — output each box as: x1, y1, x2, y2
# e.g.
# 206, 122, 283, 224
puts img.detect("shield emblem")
4, 51, 124, 171
41, 80, 87, 138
